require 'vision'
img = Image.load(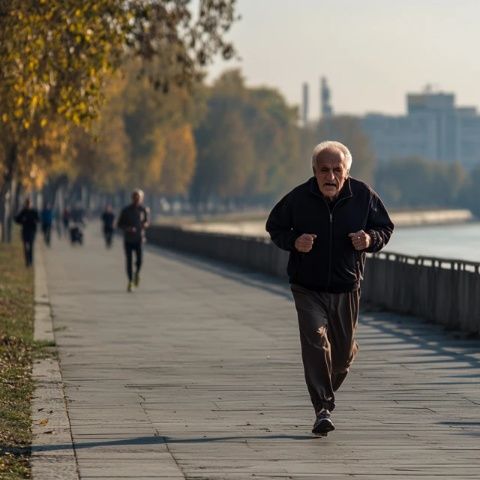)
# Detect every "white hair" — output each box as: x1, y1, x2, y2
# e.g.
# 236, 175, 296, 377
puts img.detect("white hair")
132, 189, 144, 200
311, 140, 352, 171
